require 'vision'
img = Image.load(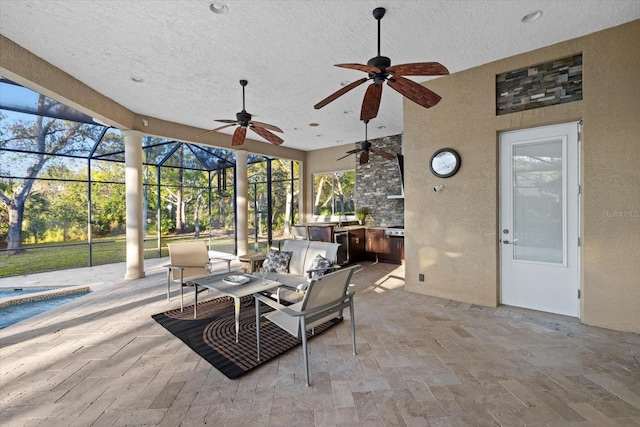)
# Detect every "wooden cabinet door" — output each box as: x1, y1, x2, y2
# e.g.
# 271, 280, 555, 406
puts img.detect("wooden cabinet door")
379, 236, 404, 264
365, 229, 387, 260
389, 236, 404, 264
348, 228, 365, 262
308, 226, 333, 242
